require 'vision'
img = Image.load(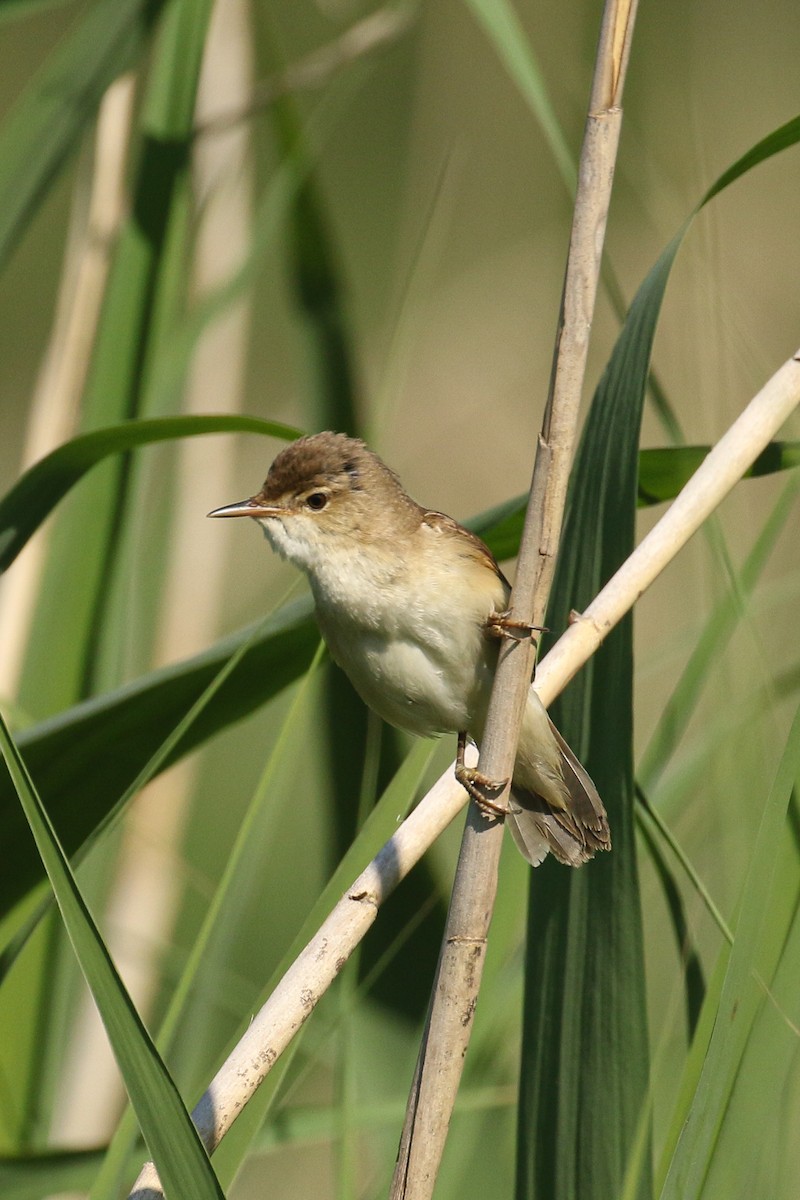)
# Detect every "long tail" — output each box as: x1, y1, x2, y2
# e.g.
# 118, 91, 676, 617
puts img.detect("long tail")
506, 718, 611, 867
